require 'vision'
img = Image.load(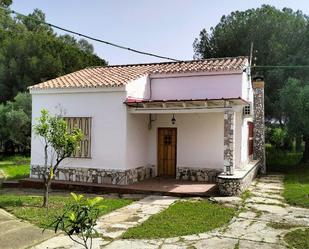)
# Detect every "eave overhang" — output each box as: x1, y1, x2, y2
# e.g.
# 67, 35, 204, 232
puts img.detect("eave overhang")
125, 97, 249, 114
